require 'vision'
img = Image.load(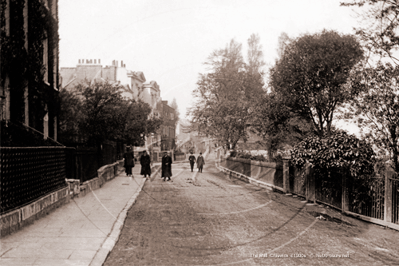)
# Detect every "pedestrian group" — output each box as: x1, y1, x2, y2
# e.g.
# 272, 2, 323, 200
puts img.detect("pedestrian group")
124, 147, 206, 182
188, 151, 205, 173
